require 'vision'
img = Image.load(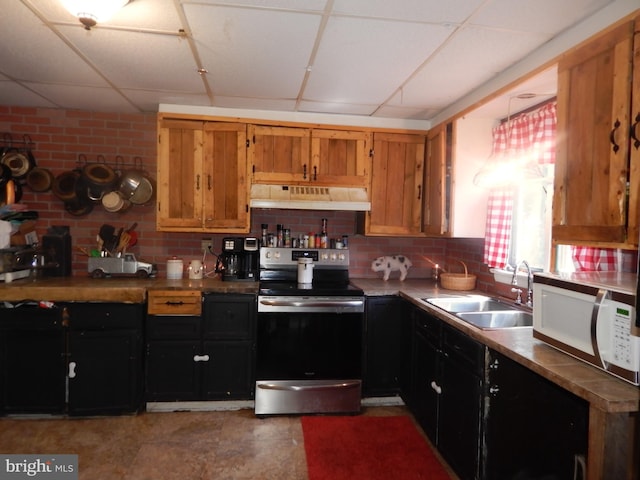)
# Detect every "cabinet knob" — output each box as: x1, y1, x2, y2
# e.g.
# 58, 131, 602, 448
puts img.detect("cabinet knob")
68, 361, 77, 378
430, 380, 442, 394
193, 354, 210, 362
489, 385, 500, 396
